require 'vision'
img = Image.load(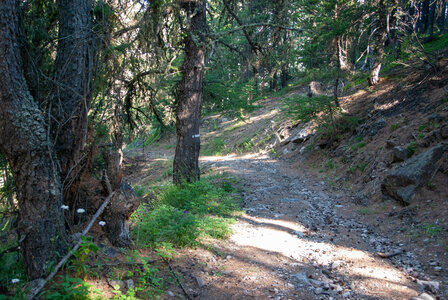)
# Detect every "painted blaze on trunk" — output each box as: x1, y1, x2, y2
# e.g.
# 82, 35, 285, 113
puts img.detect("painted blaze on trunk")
173, 0, 206, 185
